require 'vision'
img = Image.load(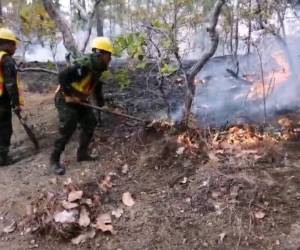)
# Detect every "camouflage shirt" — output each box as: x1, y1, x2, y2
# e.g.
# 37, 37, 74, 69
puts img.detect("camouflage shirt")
58, 53, 107, 106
